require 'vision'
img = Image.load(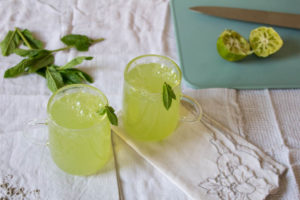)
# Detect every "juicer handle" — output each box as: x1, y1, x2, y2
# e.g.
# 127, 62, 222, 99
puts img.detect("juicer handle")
179, 95, 203, 122
23, 119, 49, 146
